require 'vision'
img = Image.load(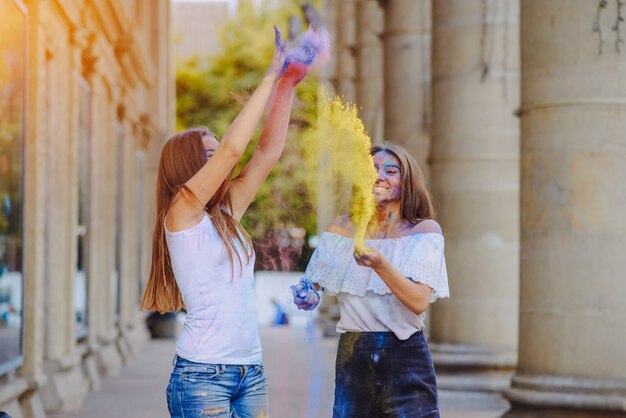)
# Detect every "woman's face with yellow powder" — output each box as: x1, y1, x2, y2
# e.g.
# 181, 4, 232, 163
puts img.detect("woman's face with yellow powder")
372, 151, 401, 205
